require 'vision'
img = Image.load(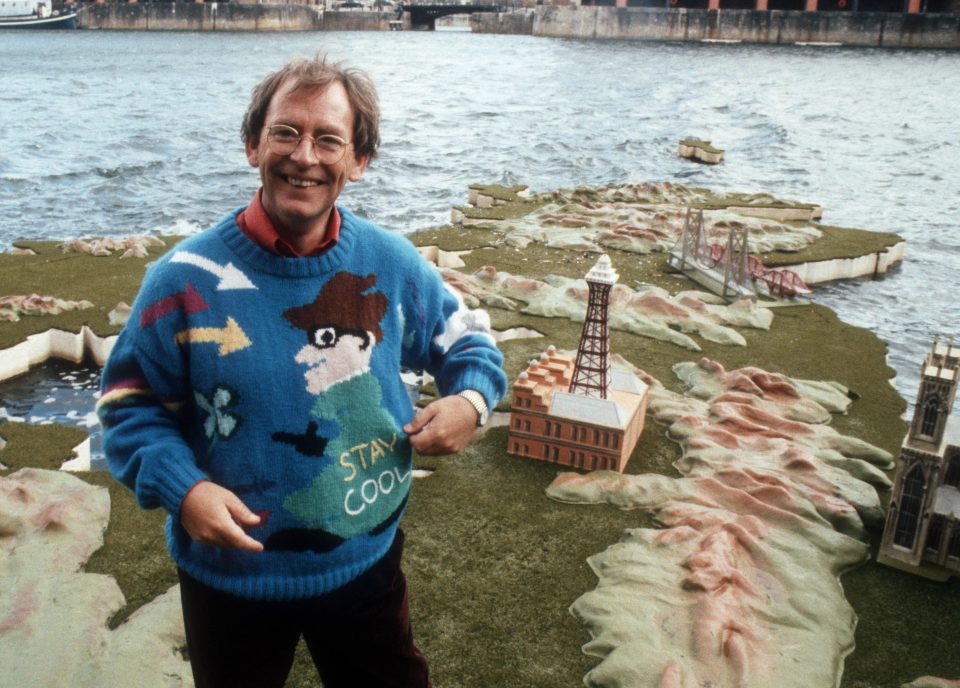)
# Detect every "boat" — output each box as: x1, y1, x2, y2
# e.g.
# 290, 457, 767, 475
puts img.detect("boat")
0, 0, 77, 29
